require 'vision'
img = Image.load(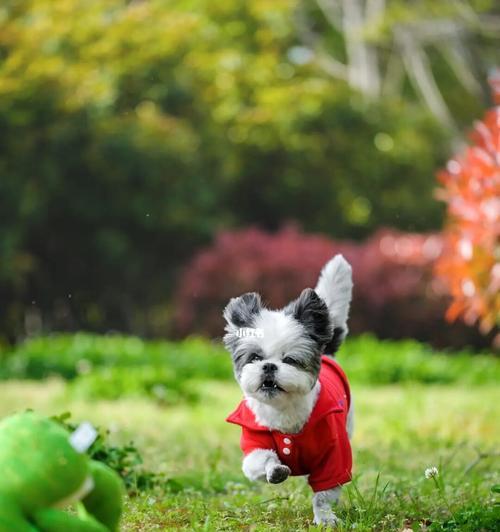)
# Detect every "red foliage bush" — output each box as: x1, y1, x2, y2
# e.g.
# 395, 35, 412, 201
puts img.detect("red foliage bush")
173, 225, 487, 348
435, 79, 500, 343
